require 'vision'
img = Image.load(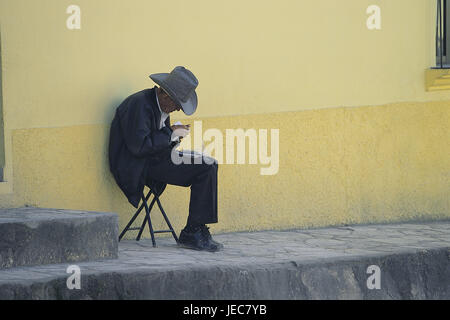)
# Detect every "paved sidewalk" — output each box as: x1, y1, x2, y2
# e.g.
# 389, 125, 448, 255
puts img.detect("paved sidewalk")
0, 220, 449, 299
104, 220, 450, 271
